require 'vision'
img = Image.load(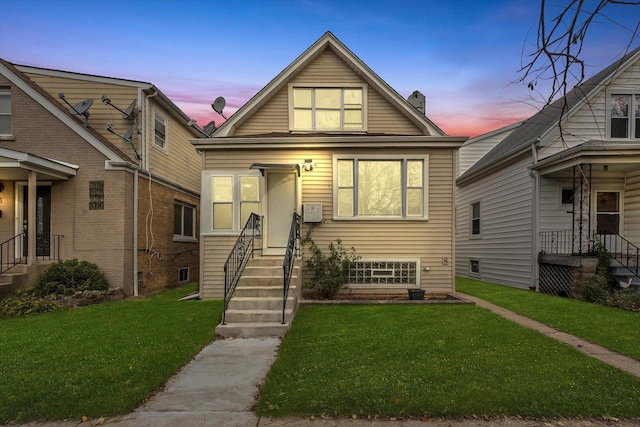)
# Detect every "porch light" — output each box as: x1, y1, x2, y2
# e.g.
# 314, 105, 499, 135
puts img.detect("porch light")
302, 159, 315, 171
